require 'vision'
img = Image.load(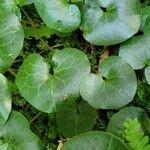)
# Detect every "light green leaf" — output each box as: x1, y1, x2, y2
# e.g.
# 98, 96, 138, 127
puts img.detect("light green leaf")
56, 100, 97, 138
0, 11, 24, 73
0, 74, 11, 125
34, 0, 81, 33
122, 118, 150, 150
0, 0, 14, 10
0, 111, 42, 150
0, 143, 9, 150
16, 48, 90, 113
107, 107, 150, 137
0, 0, 21, 19
80, 56, 137, 109
119, 35, 150, 85
61, 131, 129, 150
80, 0, 141, 45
